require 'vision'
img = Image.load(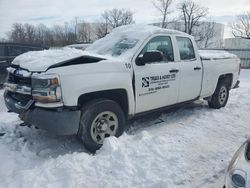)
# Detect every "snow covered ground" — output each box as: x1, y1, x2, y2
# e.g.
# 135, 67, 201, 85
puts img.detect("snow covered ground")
0, 70, 249, 188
